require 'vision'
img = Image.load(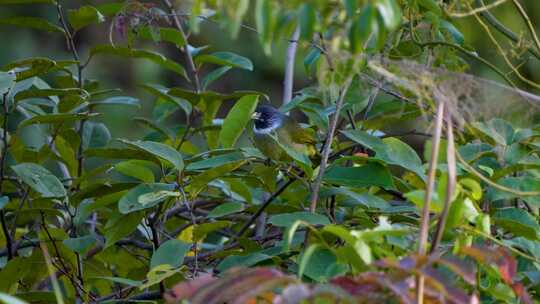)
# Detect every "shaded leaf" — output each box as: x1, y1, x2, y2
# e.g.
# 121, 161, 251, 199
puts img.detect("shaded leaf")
11, 163, 66, 197
269, 211, 330, 227
324, 163, 395, 189
89, 45, 187, 78
494, 208, 540, 240
68, 5, 105, 31
208, 202, 244, 218
196, 52, 253, 71
0, 16, 64, 33
120, 139, 184, 171
118, 183, 176, 214
62, 235, 97, 255
150, 239, 191, 269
